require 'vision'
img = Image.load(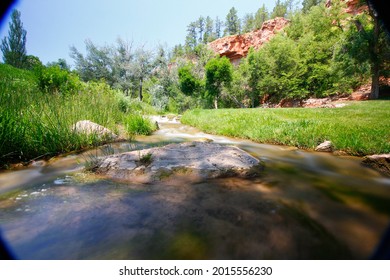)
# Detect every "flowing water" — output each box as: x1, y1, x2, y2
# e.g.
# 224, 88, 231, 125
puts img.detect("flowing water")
0, 116, 389, 260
